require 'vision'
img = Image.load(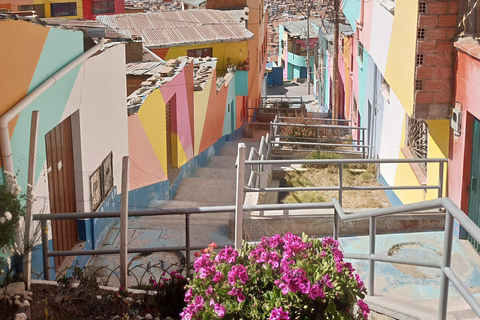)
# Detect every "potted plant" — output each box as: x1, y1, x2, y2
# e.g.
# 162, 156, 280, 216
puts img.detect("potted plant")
181, 233, 369, 319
